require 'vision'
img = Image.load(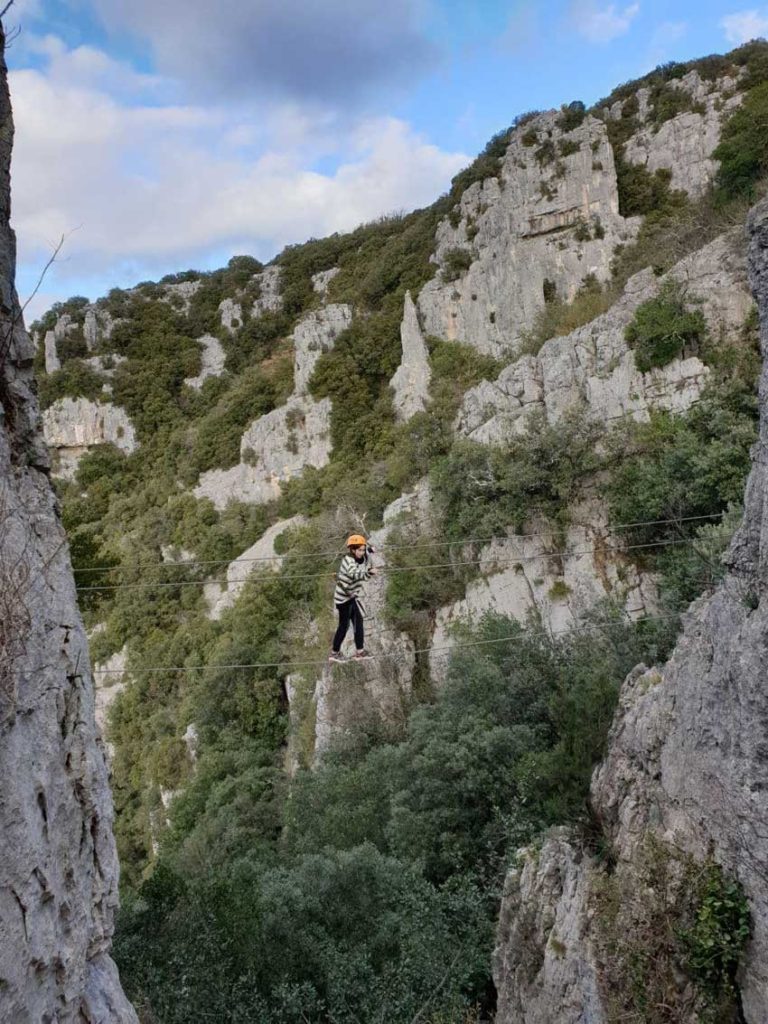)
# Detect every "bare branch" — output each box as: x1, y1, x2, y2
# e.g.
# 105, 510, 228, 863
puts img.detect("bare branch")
0, 1, 16, 20
20, 231, 68, 318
